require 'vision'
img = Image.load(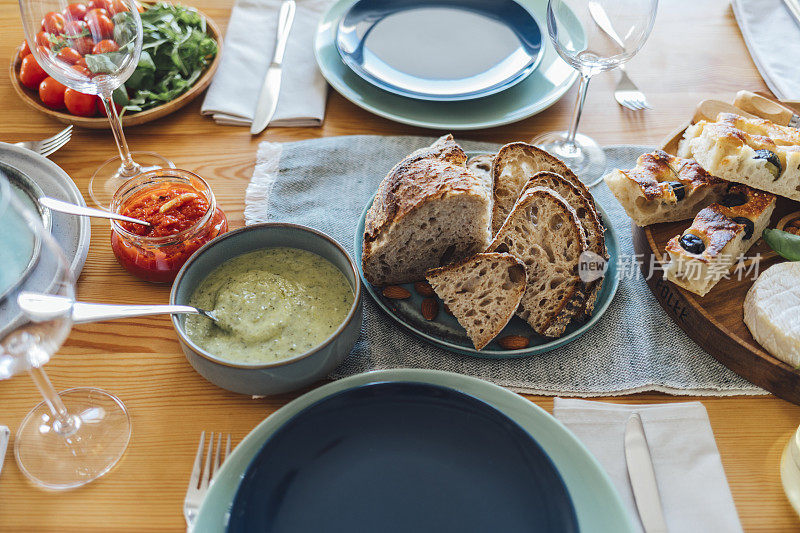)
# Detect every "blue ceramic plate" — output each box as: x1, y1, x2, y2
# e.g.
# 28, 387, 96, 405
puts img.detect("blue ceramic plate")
353, 156, 620, 358
335, 0, 543, 101
193, 369, 634, 532
316, 0, 581, 129
227, 381, 578, 532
